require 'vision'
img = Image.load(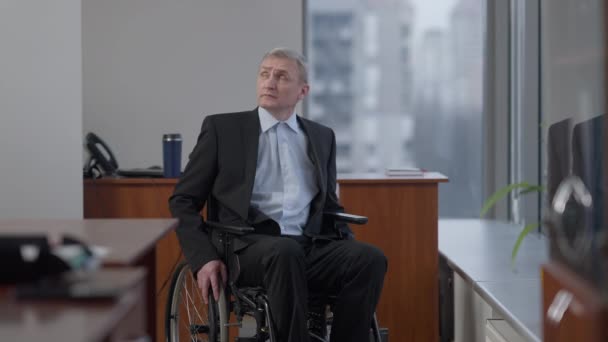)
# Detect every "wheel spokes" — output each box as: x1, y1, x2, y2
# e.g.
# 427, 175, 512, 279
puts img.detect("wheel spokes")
171, 265, 214, 342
